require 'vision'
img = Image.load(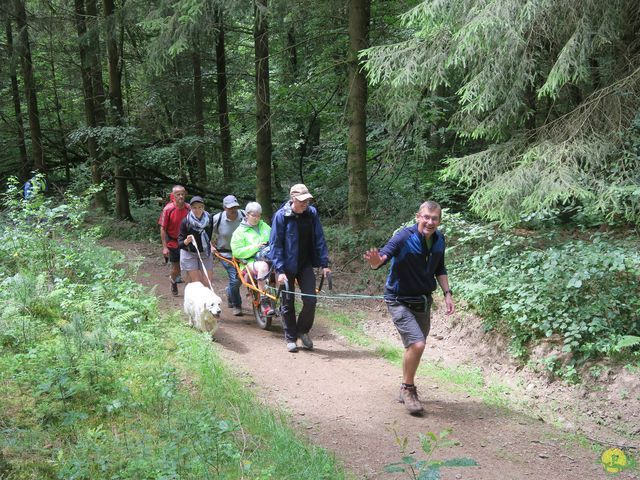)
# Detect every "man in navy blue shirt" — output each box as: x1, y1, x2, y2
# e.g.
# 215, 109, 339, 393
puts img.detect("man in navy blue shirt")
270, 184, 331, 353
364, 201, 455, 415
